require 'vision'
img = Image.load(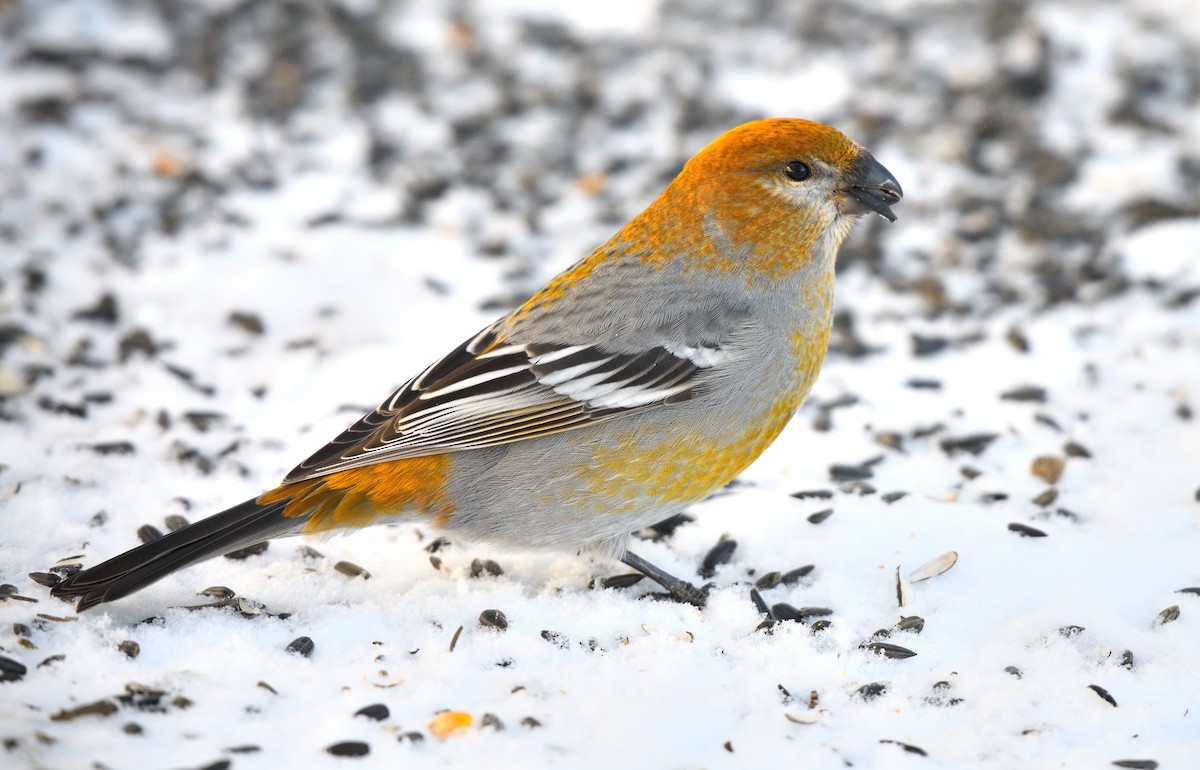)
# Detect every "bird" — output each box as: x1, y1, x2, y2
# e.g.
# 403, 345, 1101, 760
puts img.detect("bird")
50, 118, 901, 611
